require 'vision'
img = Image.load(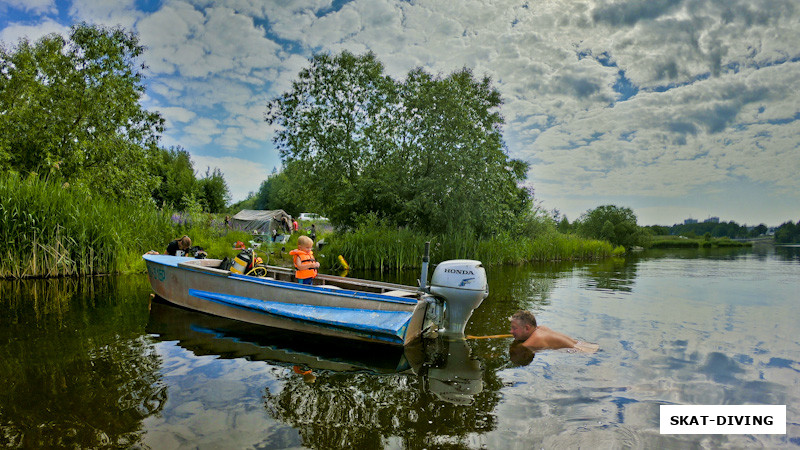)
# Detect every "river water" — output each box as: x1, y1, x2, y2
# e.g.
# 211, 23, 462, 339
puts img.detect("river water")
1, 245, 798, 448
